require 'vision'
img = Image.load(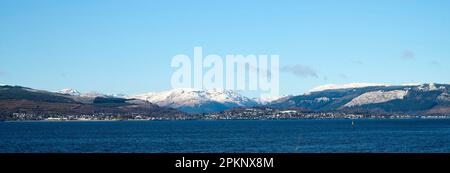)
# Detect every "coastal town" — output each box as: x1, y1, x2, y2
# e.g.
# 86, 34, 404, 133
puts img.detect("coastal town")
4, 108, 449, 121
